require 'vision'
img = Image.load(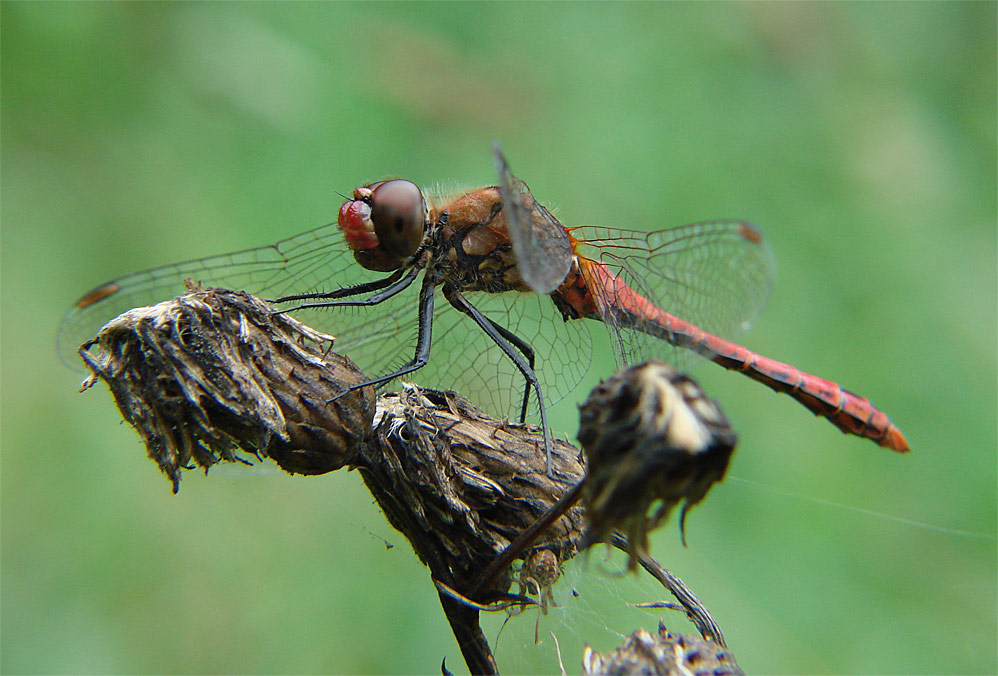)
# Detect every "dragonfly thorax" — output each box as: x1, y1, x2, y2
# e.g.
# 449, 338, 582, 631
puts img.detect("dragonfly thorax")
431, 187, 539, 295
